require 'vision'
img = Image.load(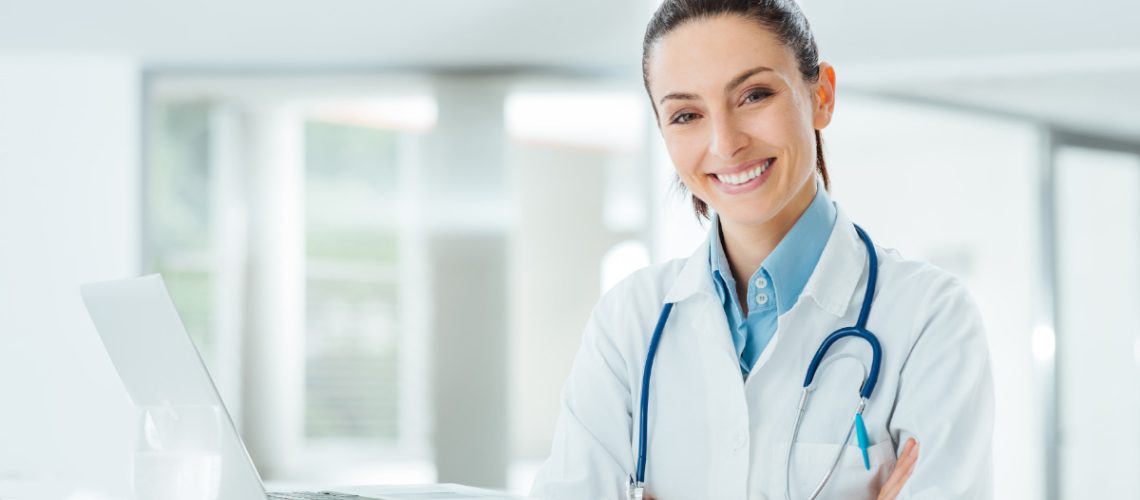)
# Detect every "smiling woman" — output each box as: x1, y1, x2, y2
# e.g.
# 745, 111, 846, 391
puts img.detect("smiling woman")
644, 13, 831, 239
530, 0, 994, 499
642, 2, 831, 224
